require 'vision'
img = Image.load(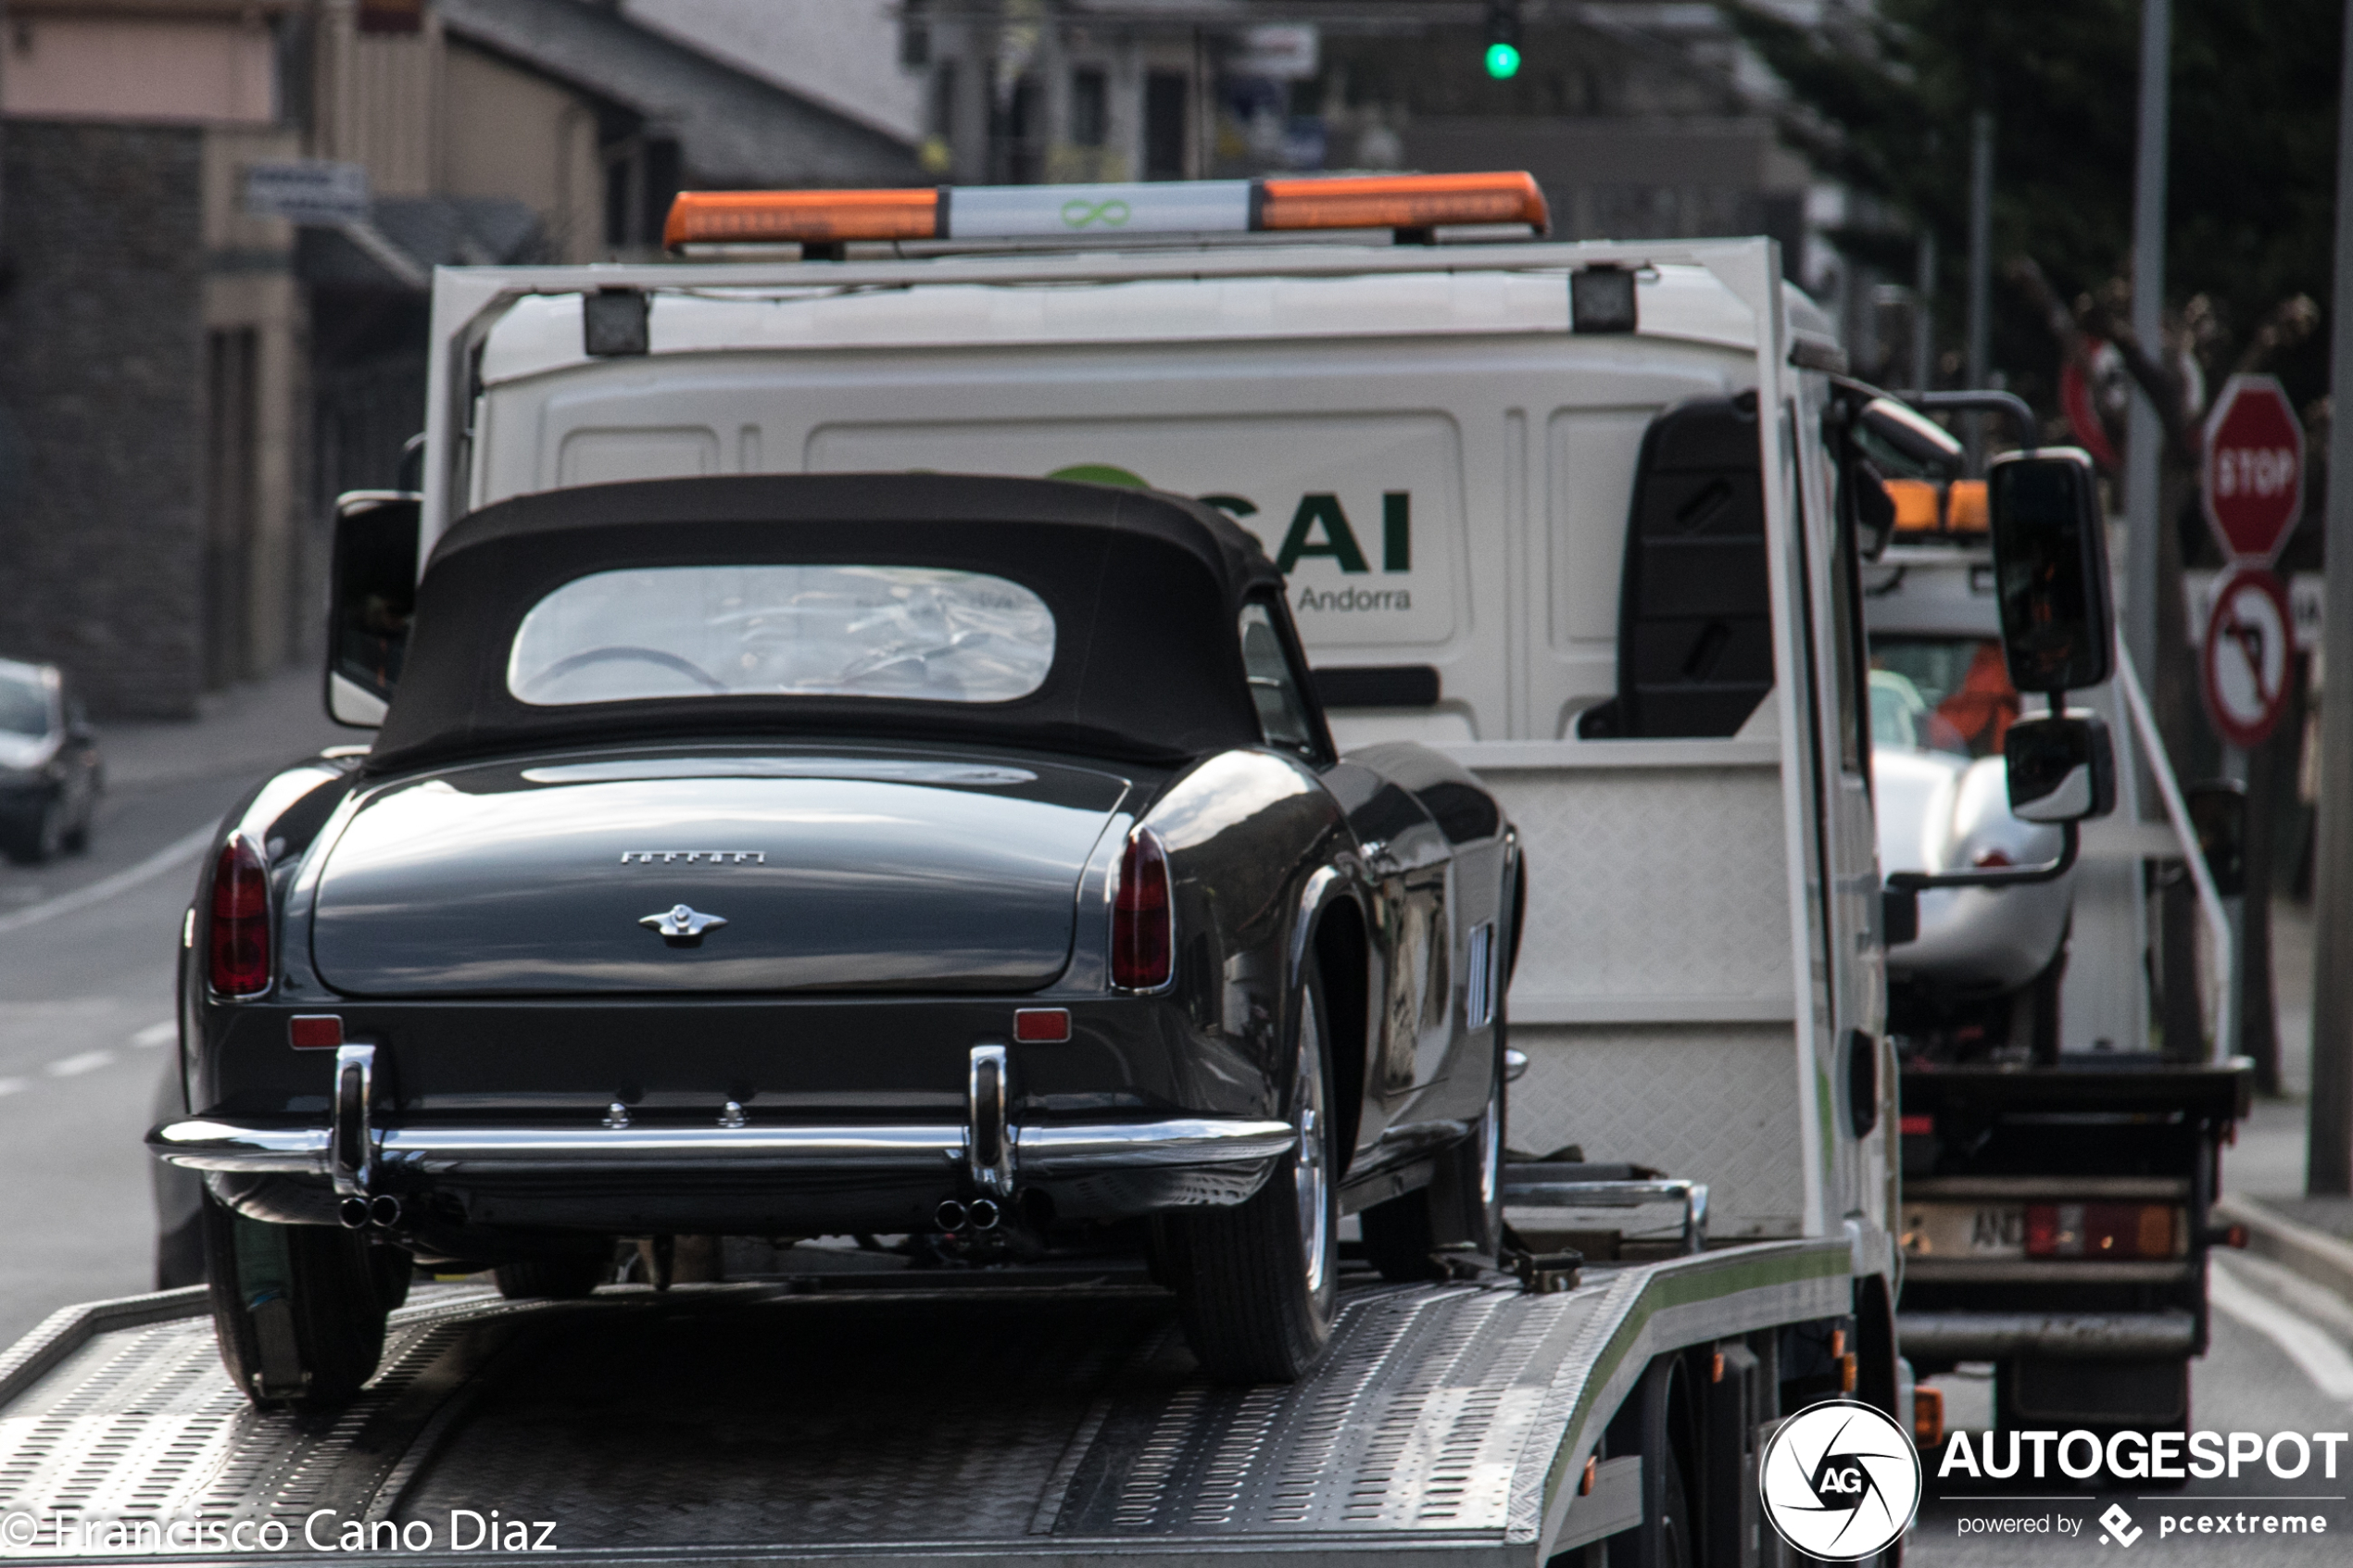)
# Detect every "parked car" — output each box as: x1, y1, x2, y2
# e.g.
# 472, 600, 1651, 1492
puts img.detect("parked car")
0, 657, 100, 864
152, 474, 1521, 1403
